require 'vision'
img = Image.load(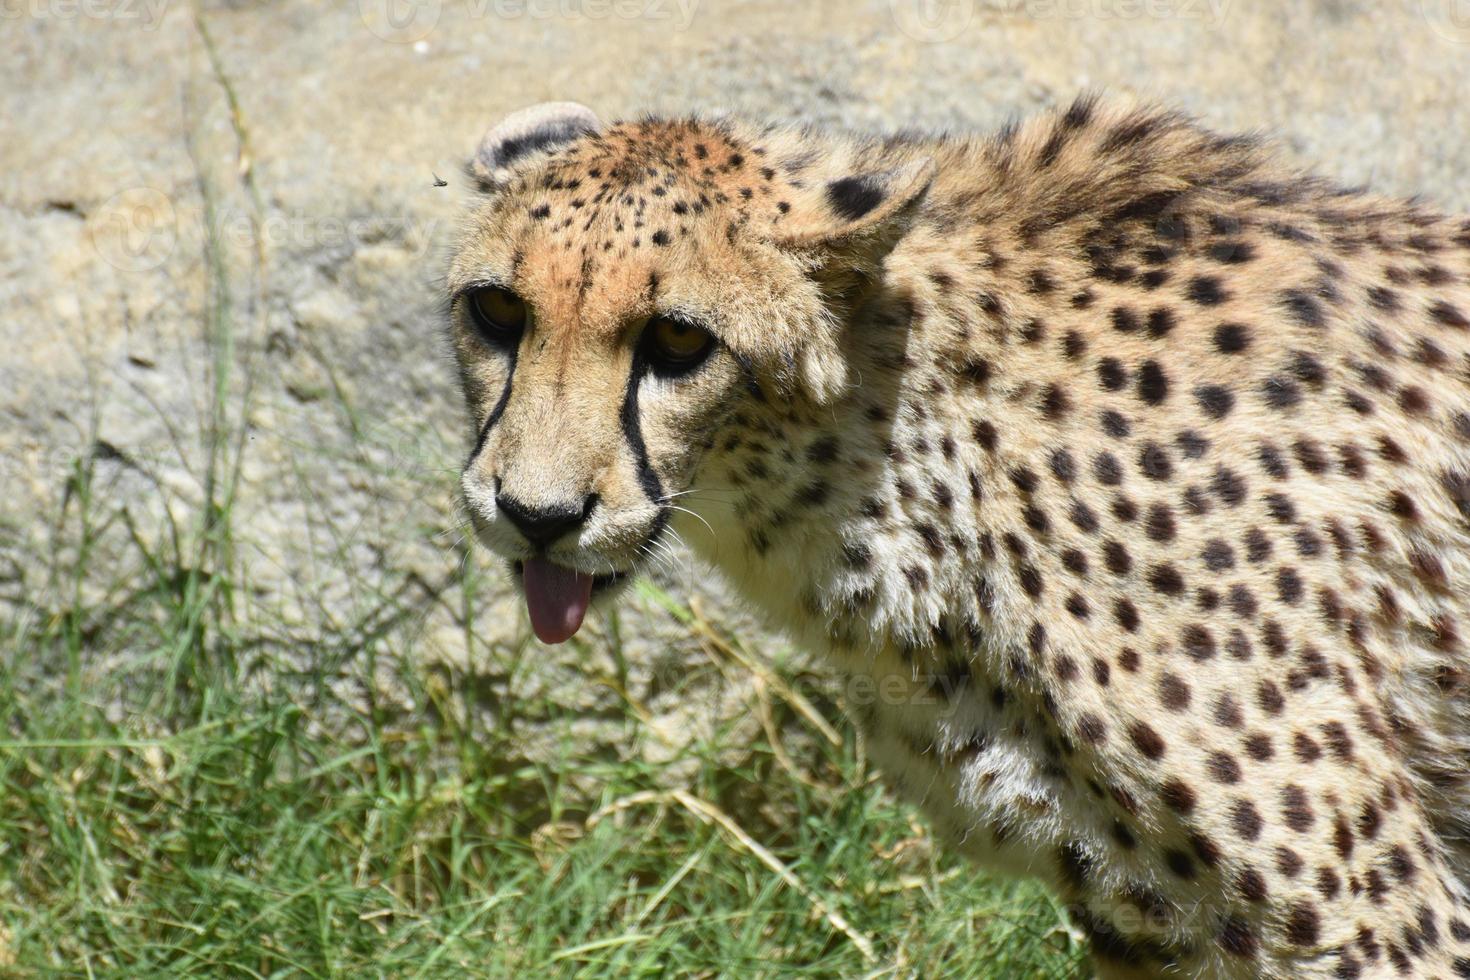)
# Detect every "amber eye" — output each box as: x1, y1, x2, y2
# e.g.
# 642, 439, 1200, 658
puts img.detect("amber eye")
643, 315, 715, 376
467, 286, 526, 344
